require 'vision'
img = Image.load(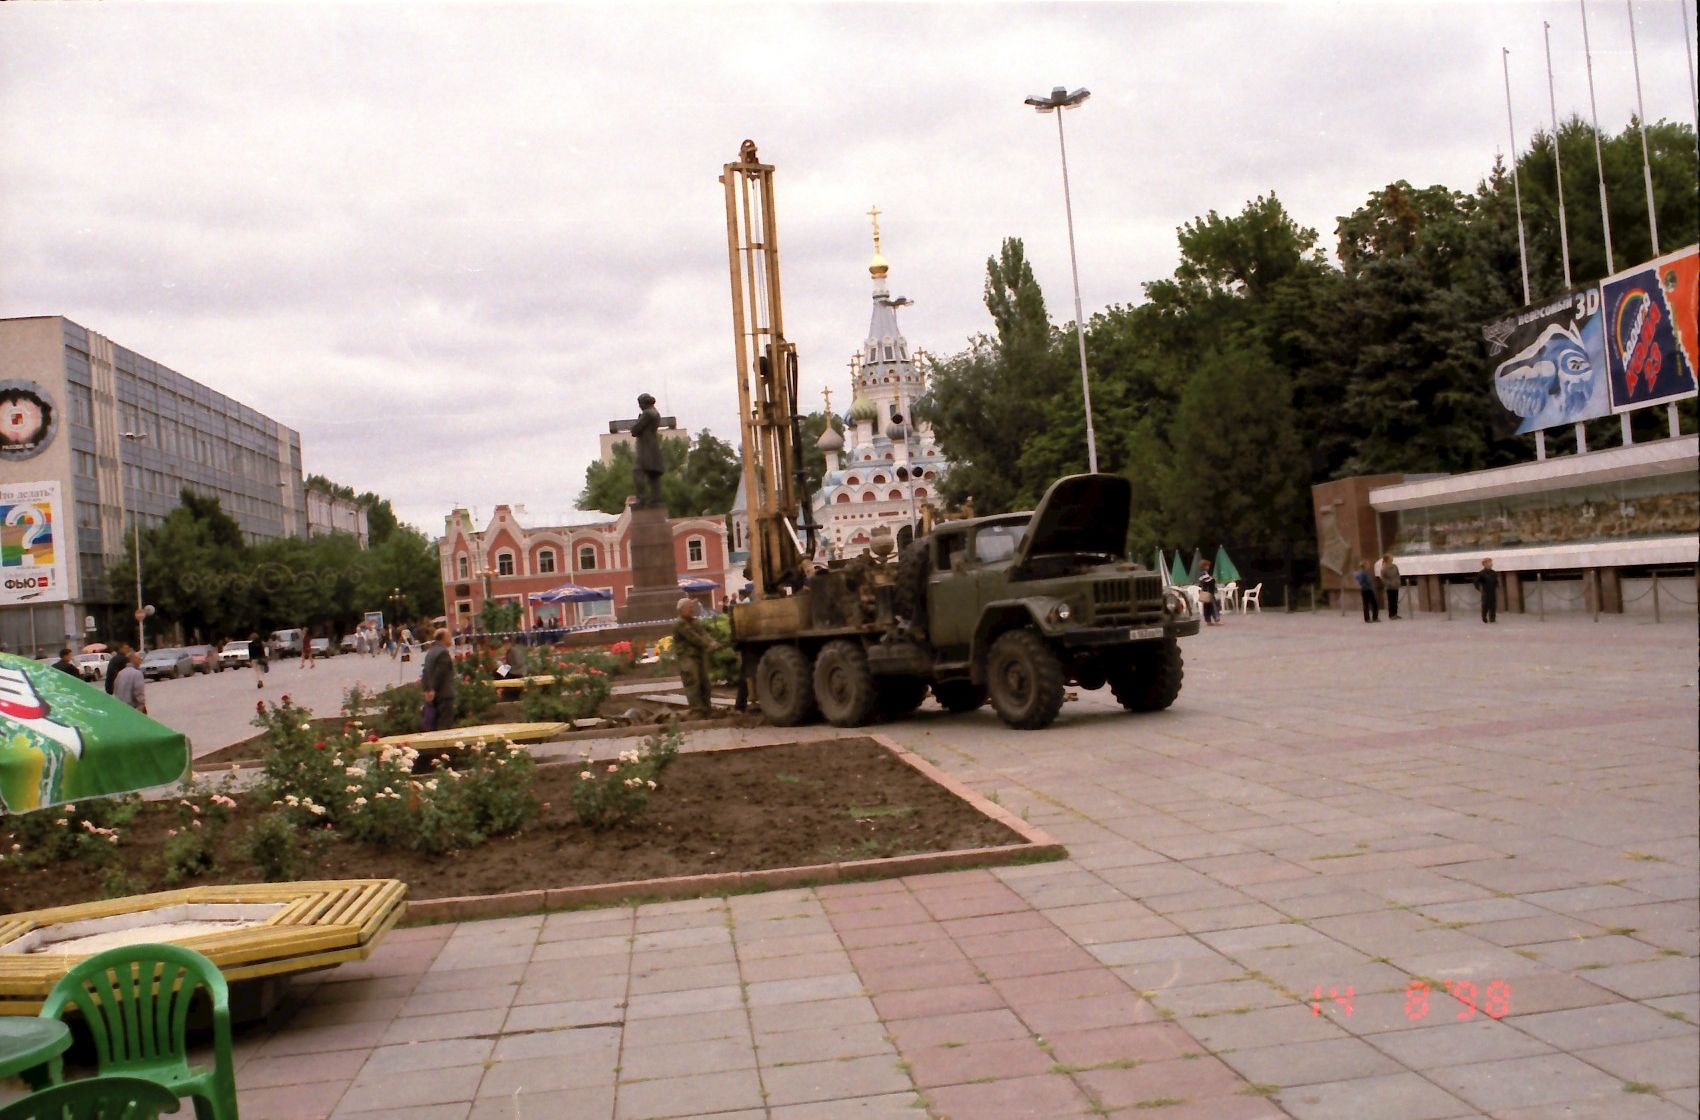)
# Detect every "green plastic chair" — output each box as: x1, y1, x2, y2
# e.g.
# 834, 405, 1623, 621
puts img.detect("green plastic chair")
0, 1074, 182, 1120
38, 945, 237, 1120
